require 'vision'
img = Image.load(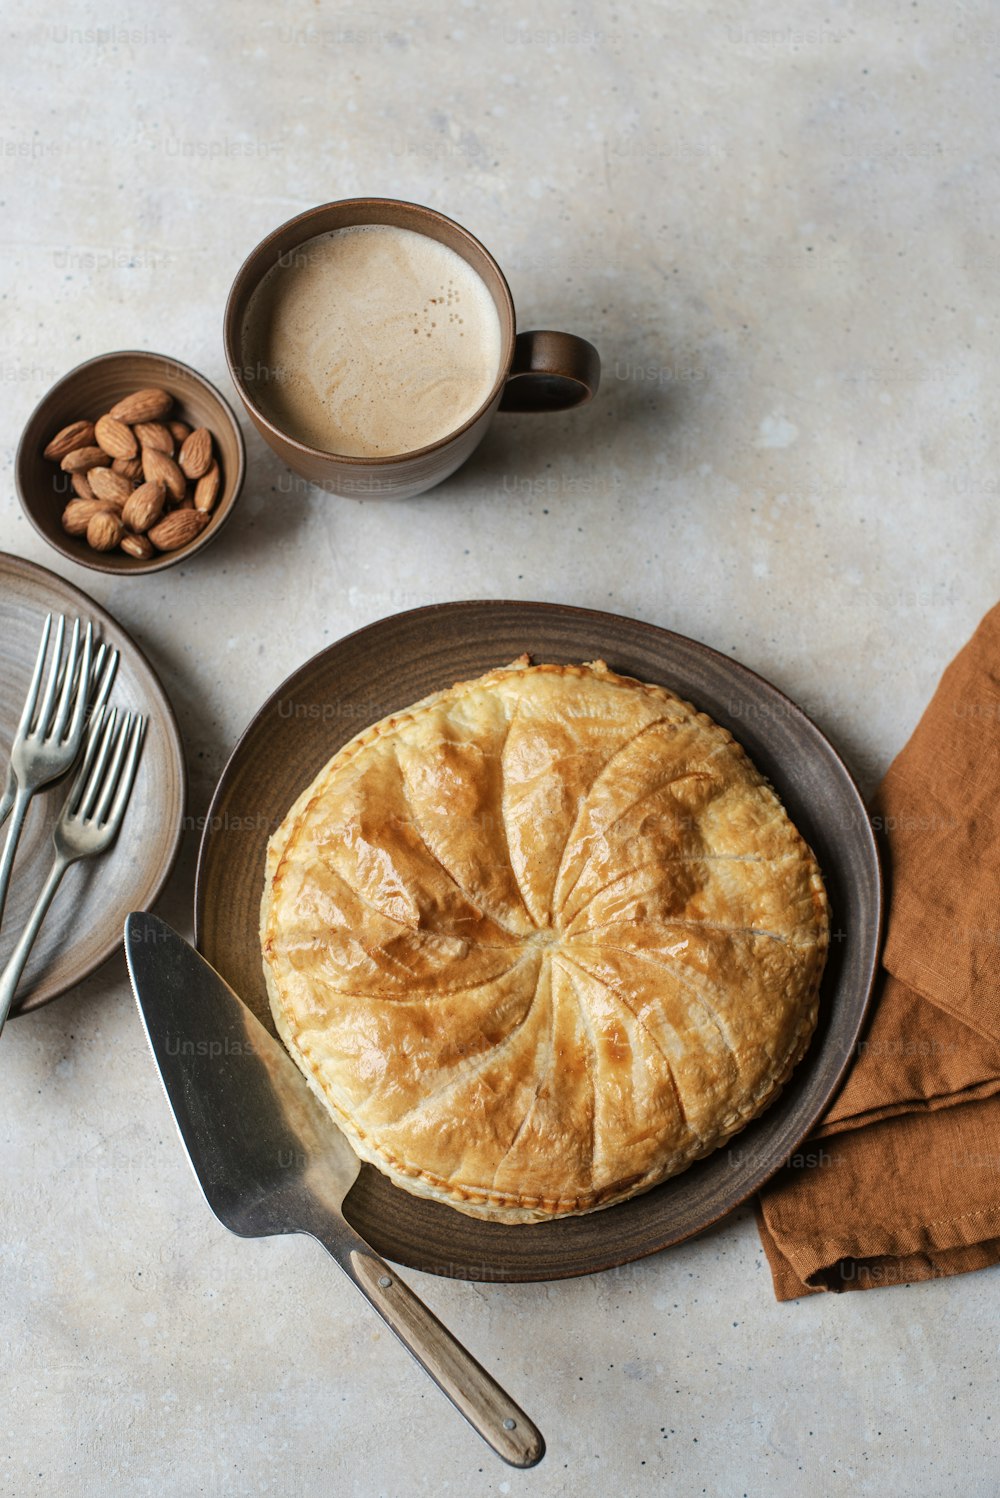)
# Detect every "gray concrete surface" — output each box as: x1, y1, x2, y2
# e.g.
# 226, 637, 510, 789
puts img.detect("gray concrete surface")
2, 2, 998, 1494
